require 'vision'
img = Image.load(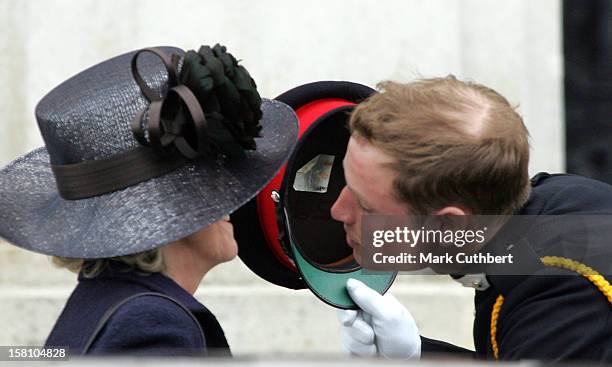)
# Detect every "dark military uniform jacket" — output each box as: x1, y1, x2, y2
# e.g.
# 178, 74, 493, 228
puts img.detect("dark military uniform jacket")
422, 173, 612, 362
